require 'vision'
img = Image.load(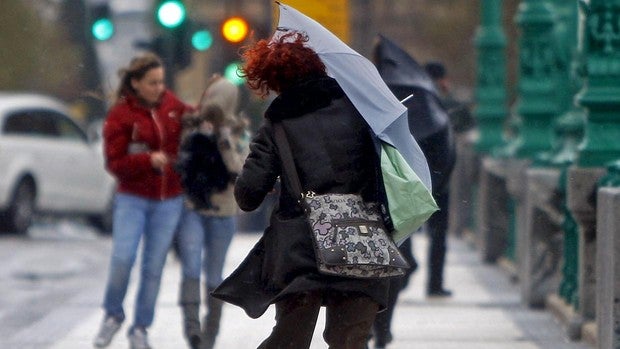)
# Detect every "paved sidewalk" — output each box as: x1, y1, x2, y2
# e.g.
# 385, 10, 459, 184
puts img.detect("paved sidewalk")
49, 231, 591, 349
